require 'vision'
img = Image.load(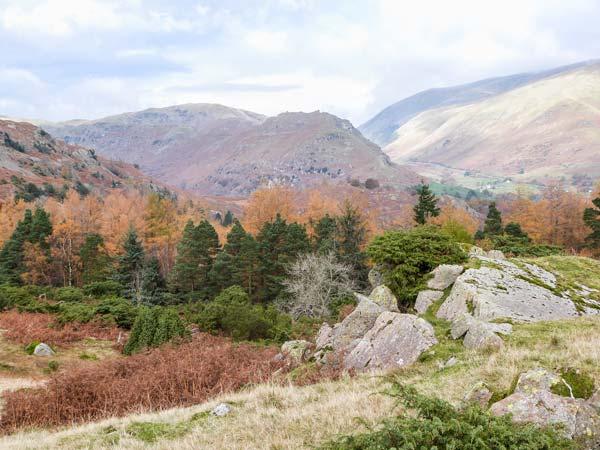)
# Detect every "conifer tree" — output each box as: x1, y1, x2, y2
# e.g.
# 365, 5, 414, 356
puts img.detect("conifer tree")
312, 214, 338, 254
0, 208, 52, 284
336, 202, 369, 290
141, 256, 166, 305
483, 202, 503, 236
169, 219, 219, 298
413, 182, 440, 225
256, 214, 309, 302
504, 222, 529, 240
222, 210, 234, 227
79, 233, 112, 285
115, 227, 145, 302
583, 197, 600, 250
